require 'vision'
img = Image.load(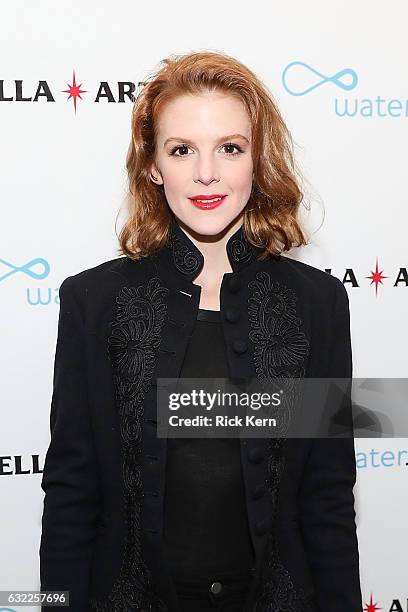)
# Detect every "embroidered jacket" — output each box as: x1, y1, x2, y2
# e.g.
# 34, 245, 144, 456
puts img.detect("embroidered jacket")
40, 215, 363, 611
